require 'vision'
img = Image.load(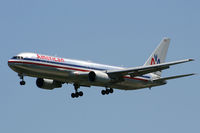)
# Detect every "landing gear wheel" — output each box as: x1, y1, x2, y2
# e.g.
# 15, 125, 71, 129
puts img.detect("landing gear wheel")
101, 88, 114, 95
20, 81, 25, 85
78, 91, 83, 96
105, 89, 109, 94
101, 90, 106, 95
109, 88, 113, 93
71, 93, 80, 98
71, 93, 75, 98
75, 93, 79, 98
